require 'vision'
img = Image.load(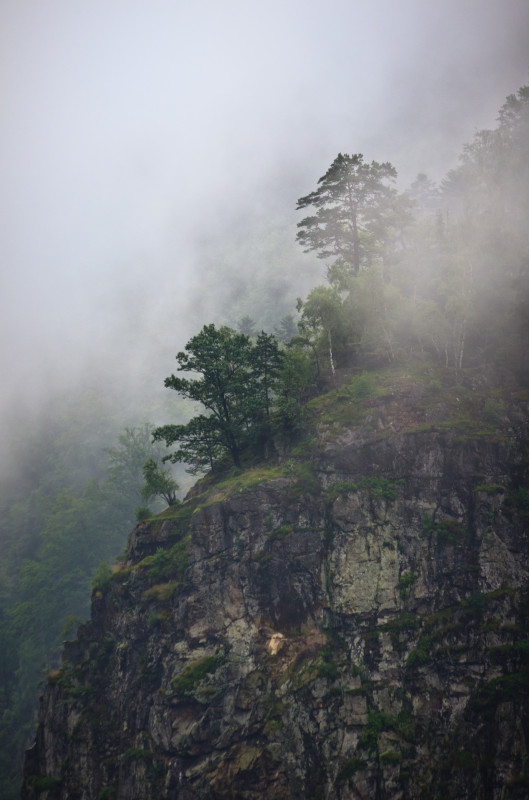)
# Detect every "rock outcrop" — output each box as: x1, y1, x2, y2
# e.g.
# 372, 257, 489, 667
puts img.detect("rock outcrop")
22, 368, 529, 799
